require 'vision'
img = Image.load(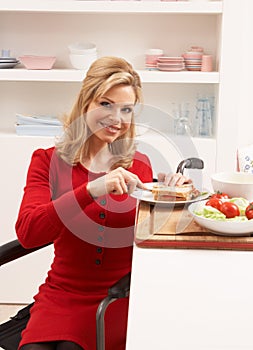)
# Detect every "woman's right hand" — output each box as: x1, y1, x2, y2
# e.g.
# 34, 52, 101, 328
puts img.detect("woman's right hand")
87, 167, 146, 198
